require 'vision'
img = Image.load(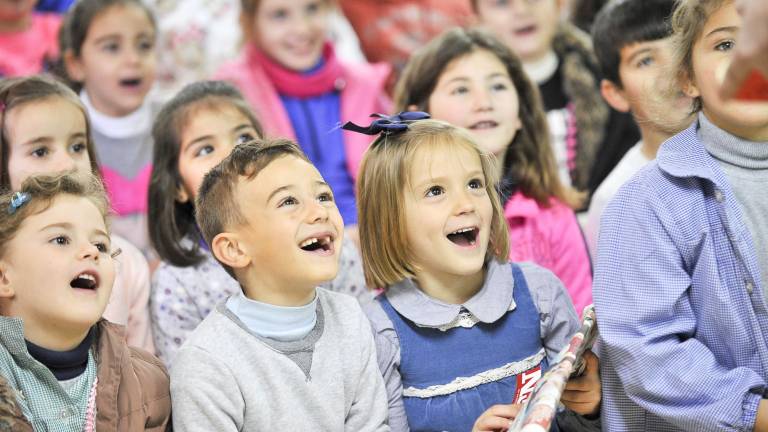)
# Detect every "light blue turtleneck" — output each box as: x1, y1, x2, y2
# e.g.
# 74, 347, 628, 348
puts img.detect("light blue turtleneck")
226, 290, 318, 342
